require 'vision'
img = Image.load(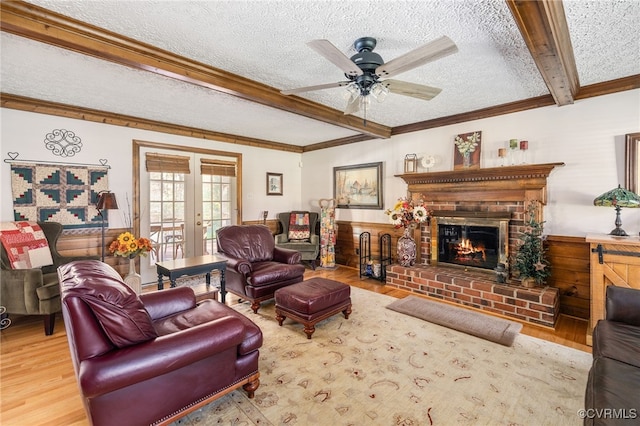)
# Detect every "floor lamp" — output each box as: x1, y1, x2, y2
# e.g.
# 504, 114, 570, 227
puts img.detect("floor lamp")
96, 191, 119, 262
